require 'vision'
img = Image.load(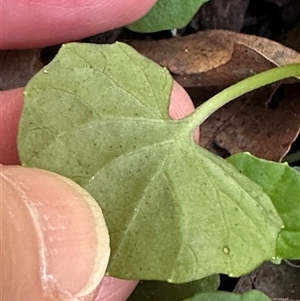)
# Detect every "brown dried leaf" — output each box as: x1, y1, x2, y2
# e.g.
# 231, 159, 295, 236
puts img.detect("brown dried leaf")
234, 261, 300, 299
0, 49, 44, 90
199, 83, 300, 161
177, 43, 277, 88
125, 31, 233, 76
222, 30, 300, 66
125, 29, 300, 87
